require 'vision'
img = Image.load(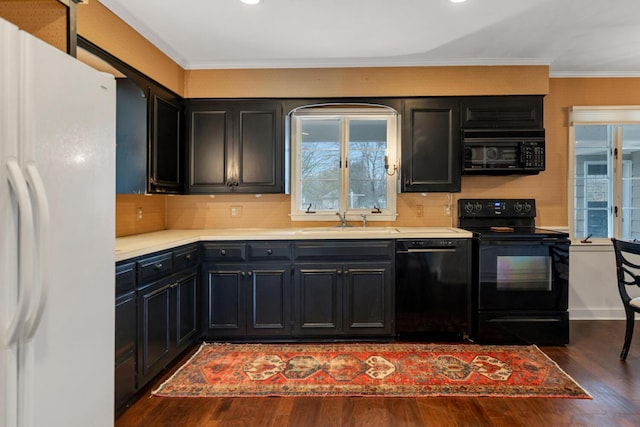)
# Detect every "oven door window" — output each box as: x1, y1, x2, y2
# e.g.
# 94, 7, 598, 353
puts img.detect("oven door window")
496, 255, 551, 291
478, 241, 569, 311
